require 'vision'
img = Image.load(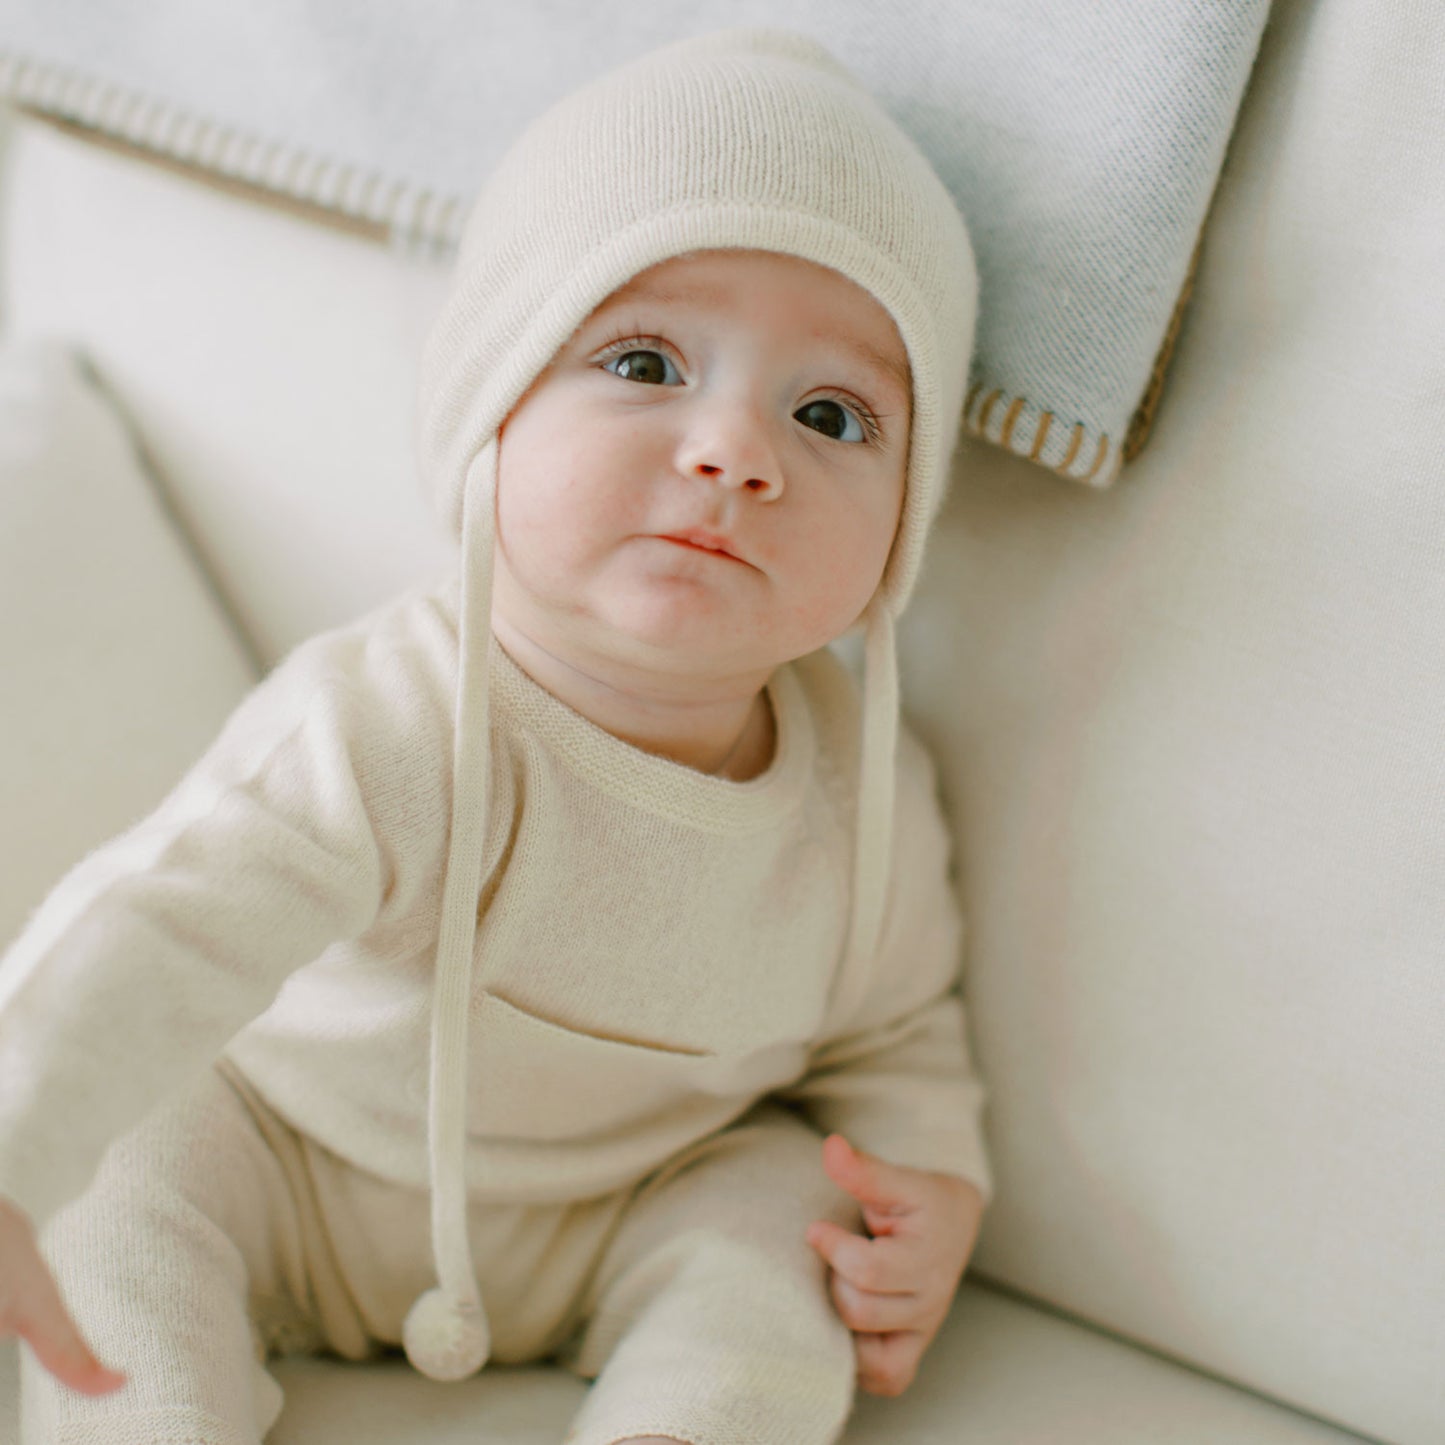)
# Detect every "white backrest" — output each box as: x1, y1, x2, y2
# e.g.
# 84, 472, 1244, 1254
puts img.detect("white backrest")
898, 5, 1445, 1442
0, 110, 452, 667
